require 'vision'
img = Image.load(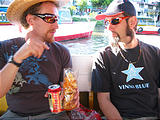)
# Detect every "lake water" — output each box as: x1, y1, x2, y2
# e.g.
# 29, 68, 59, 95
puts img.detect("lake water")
0, 25, 159, 55
60, 26, 160, 55
60, 32, 109, 55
